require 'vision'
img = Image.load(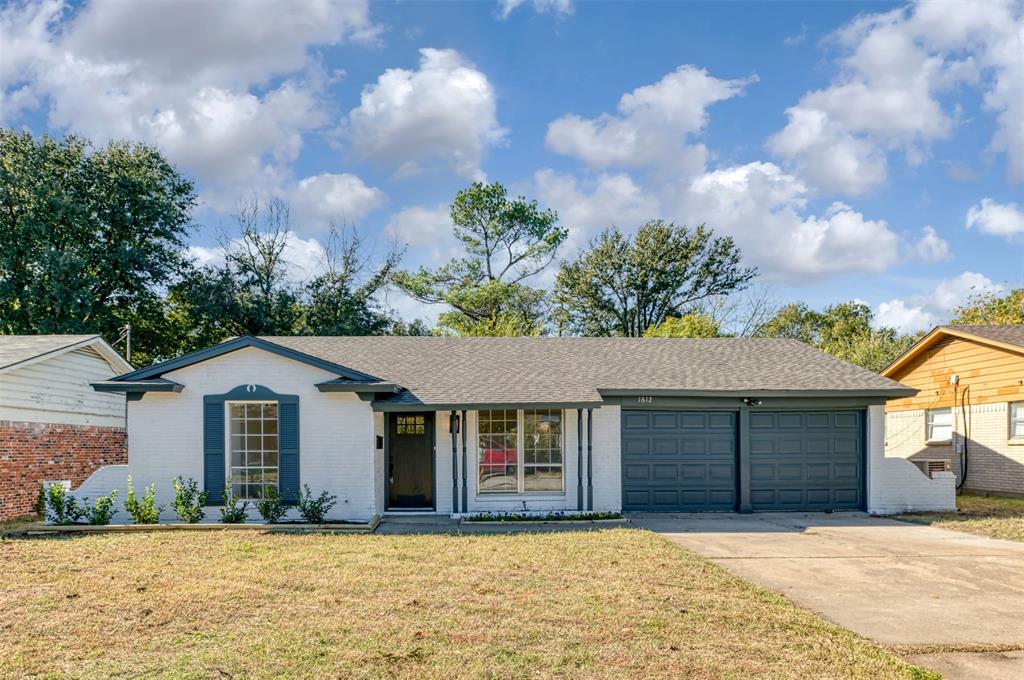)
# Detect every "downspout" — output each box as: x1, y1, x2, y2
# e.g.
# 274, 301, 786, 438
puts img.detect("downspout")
451, 410, 459, 514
